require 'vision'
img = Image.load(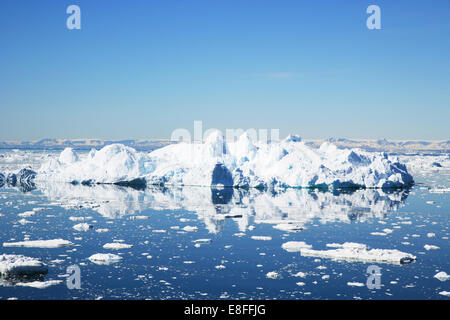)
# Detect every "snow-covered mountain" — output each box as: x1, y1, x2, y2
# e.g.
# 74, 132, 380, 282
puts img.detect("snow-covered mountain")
0, 138, 171, 151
